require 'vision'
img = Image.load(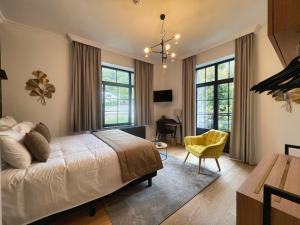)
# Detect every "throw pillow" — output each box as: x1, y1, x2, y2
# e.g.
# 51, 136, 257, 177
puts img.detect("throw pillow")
0, 136, 32, 169
24, 131, 50, 162
0, 116, 18, 131
33, 122, 51, 142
